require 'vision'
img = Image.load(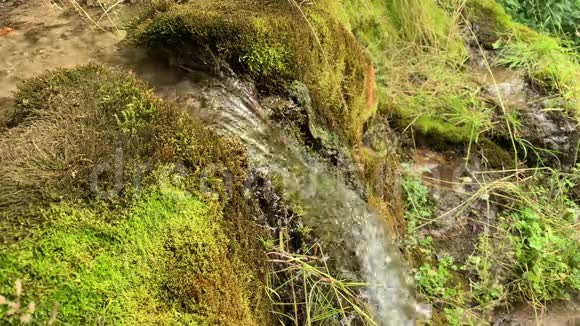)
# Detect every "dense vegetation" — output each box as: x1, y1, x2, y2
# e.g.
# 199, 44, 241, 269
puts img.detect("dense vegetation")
0, 0, 578, 324
402, 166, 579, 324
0, 65, 269, 324
498, 0, 580, 46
